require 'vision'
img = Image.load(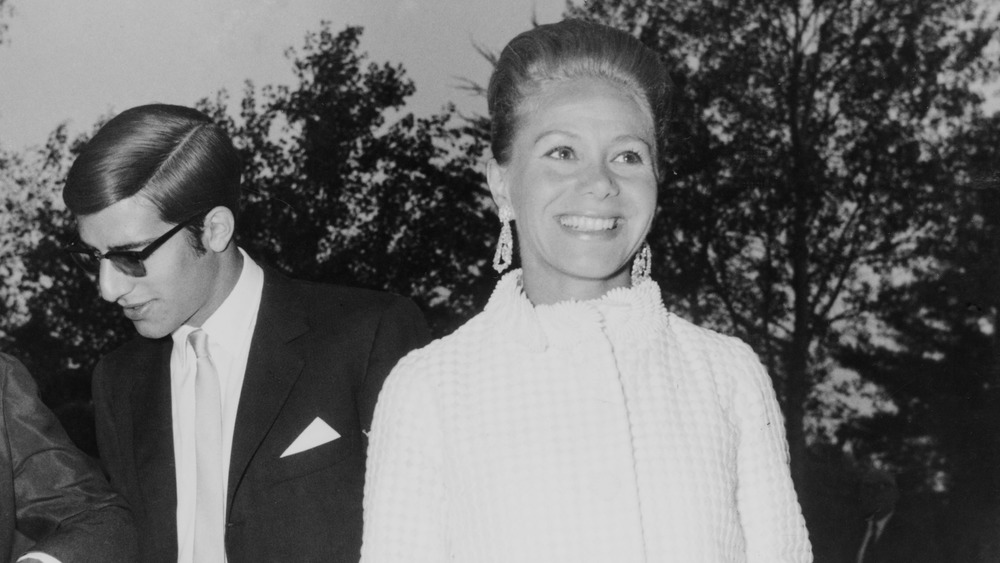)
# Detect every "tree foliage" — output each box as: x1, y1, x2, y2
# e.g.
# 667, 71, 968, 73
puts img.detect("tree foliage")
0, 123, 130, 453
836, 113, 1000, 559
199, 23, 496, 333
568, 0, 1000, 484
